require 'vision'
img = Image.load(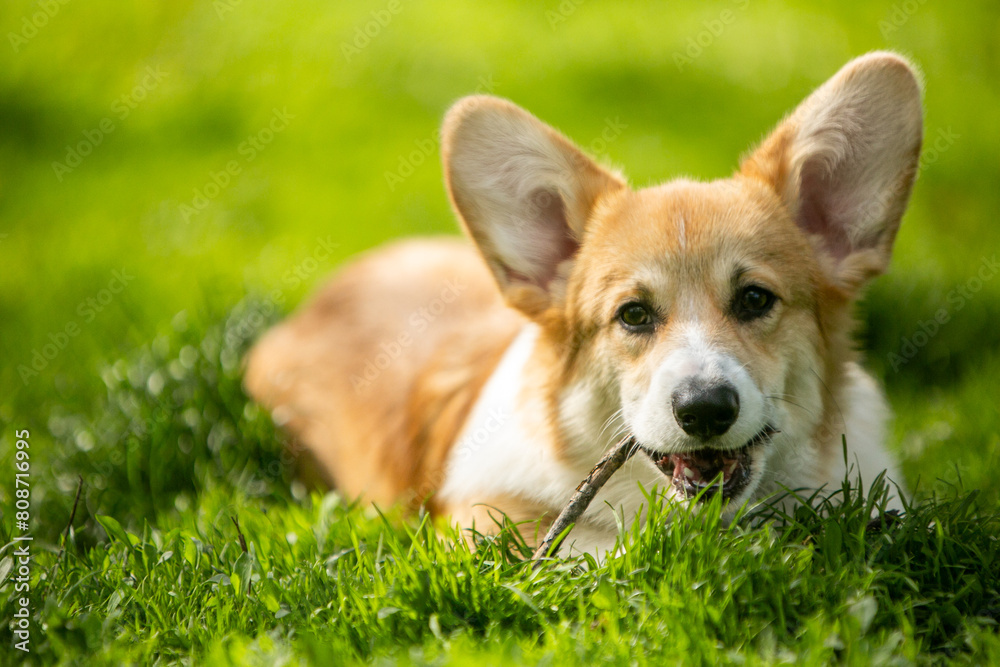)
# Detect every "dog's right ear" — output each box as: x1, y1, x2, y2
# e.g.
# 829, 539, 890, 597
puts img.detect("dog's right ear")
741, 52, 923, 292
442, 96, 626, 316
